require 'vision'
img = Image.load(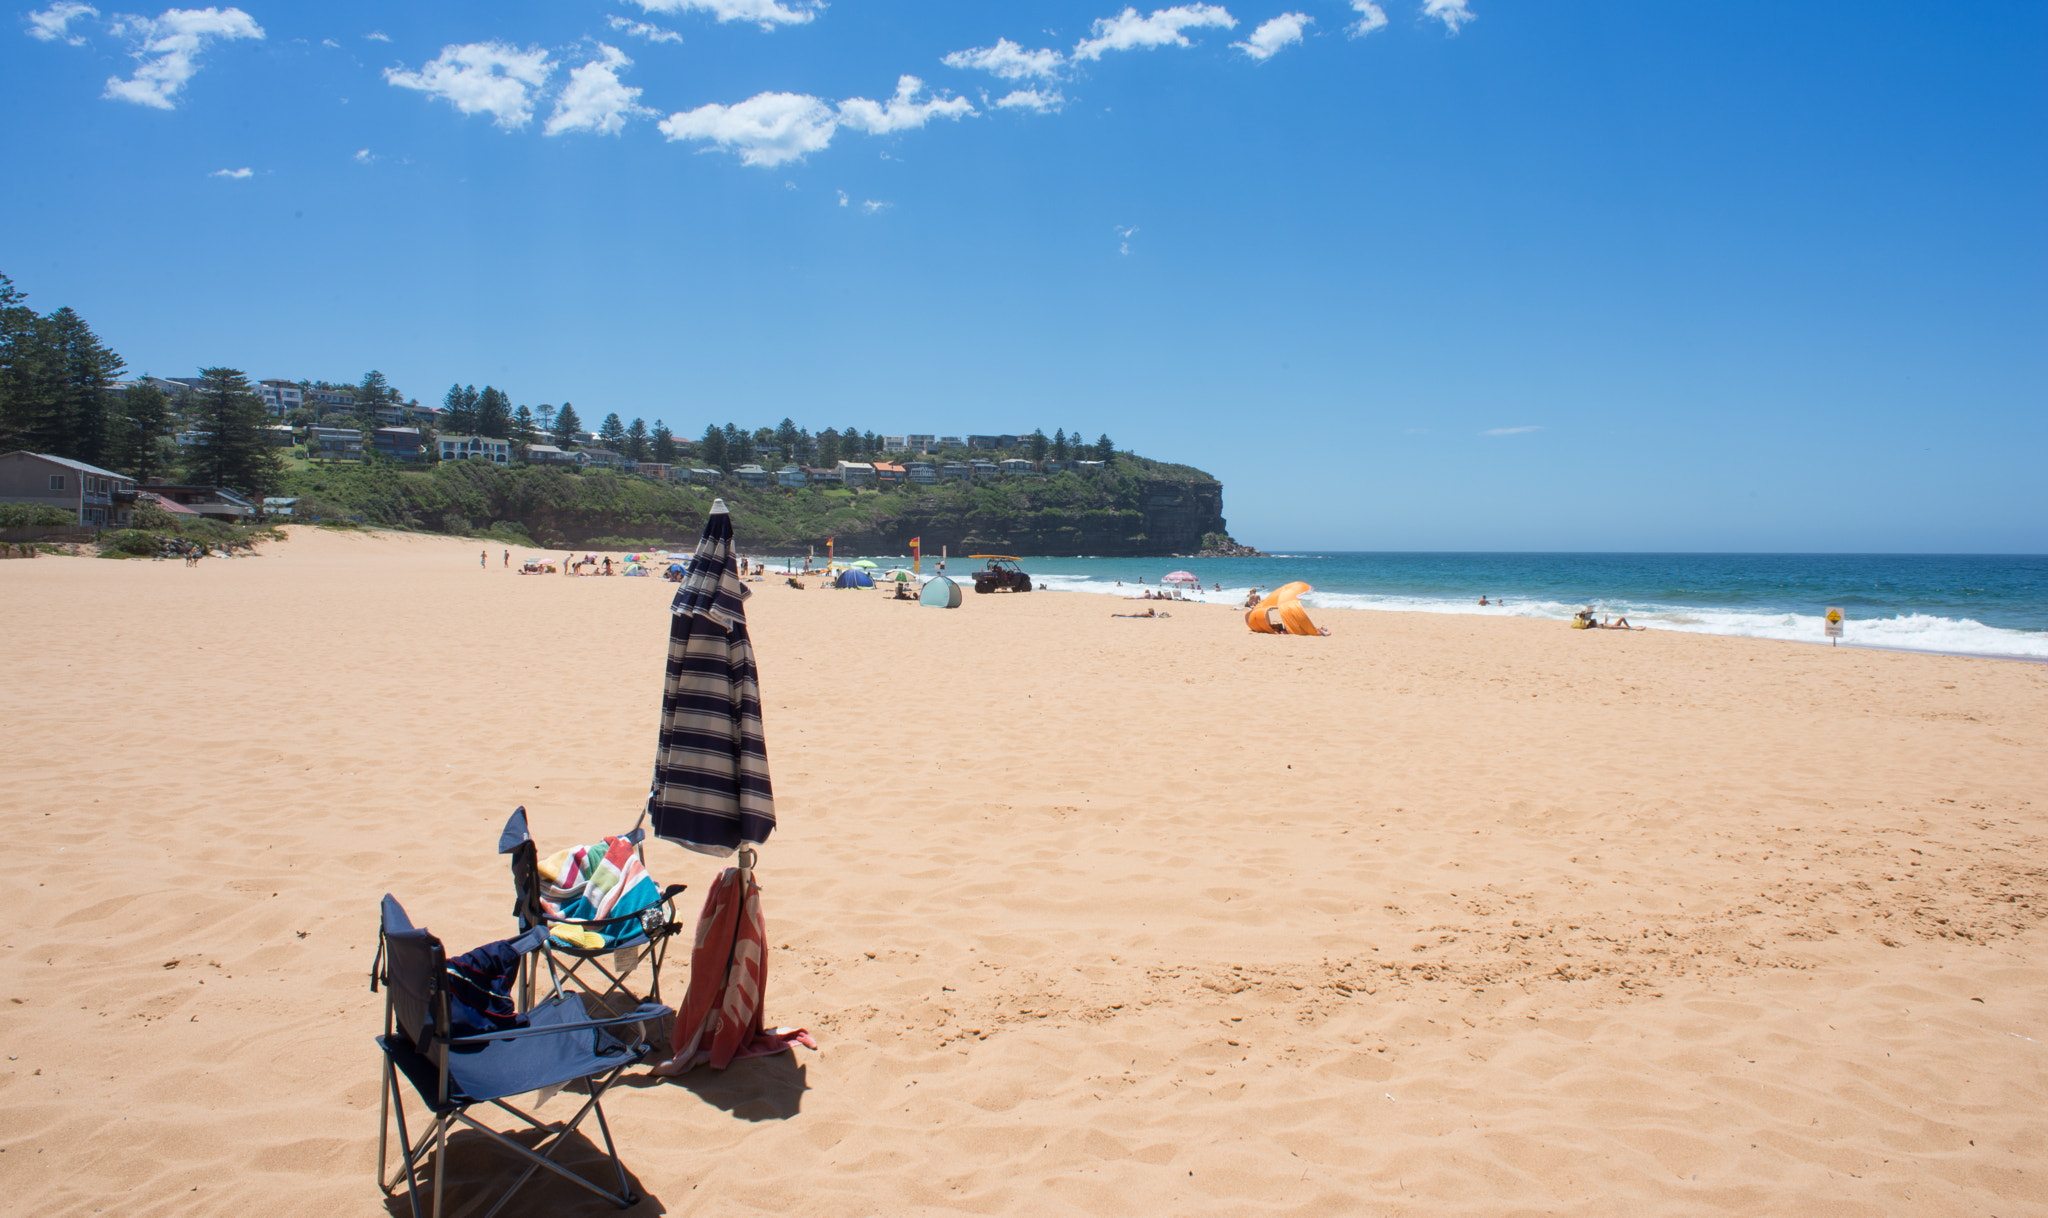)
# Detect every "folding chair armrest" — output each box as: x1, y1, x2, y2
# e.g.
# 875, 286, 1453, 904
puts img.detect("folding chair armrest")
541, 910, 656, 932
448, 1003, 672, 1045
659, 883, 687, 902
